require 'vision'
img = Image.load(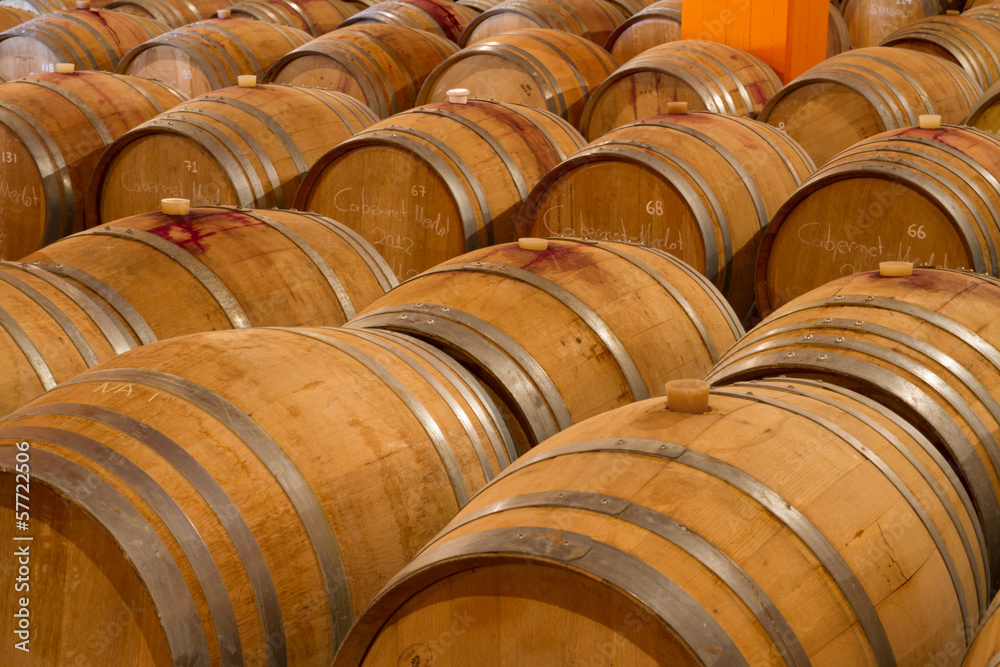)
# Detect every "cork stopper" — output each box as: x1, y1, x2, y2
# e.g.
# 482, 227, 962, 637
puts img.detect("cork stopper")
76, 0, 90, 8
238, 74, 256, 88
217, 8, 230, 18
447, 88, 469, 104
666, 101, 688, 115
946, 9, 959, 15
161, 198, 190, 216
879, 261, 914, 277
918, 114, 941, 130
55, 63, 75, 74
518, 237, 549, 251
665, 379, 710, 414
